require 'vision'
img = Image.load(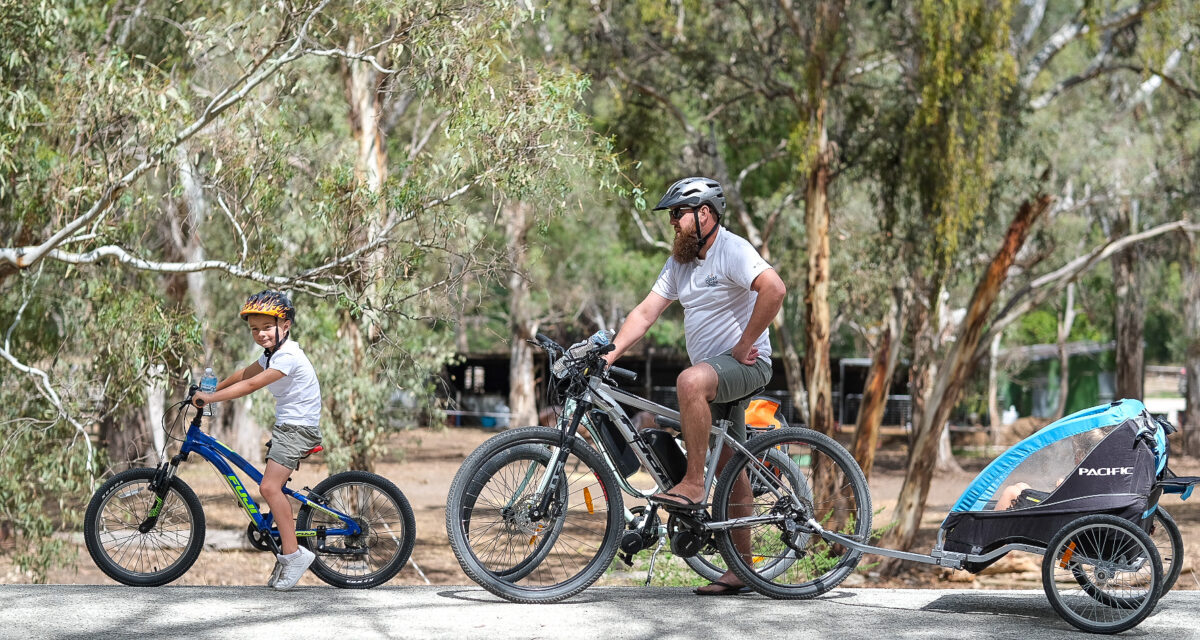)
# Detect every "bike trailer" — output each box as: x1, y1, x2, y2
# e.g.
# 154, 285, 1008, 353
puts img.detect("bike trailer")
940, 399, 1172, 565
